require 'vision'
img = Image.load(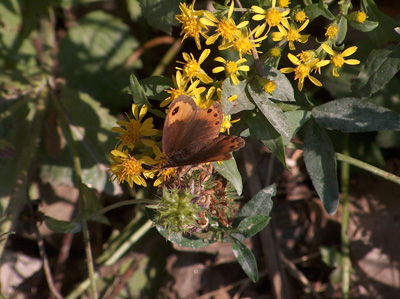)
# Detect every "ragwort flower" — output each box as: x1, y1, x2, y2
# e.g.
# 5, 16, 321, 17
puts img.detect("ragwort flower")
112, 104, 158, 150
321, 44, 360, 77
220, 27, 267, 58
280, 53, 325, 91
272, 19, 310, 51
212, 57, 249, 85
177, 49, 213, 84
325, 24, 338, 40
251, 0, 290, 37
176, 1, 209, 50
